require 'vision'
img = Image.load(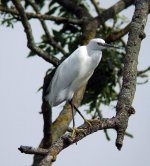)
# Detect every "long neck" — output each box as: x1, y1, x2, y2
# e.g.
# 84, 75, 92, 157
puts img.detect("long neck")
86, 45, 102, 68
86, 45, 101, 57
